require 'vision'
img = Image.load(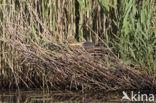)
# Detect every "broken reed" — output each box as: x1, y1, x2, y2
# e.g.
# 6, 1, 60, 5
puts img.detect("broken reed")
0, 0, 155, 86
